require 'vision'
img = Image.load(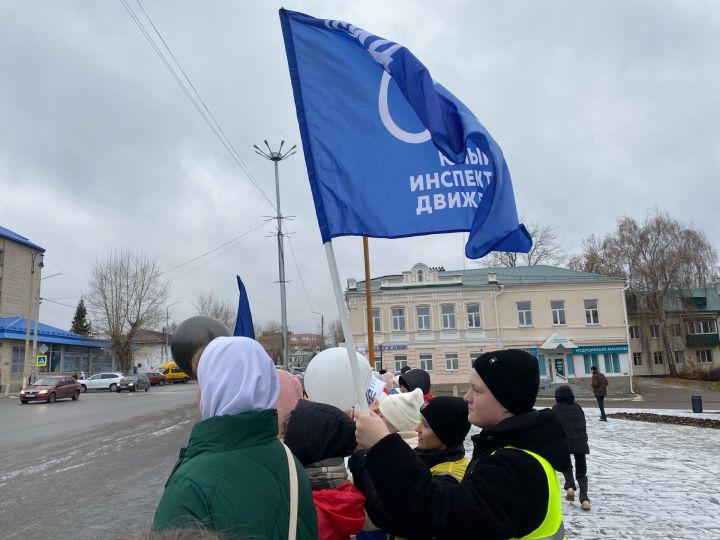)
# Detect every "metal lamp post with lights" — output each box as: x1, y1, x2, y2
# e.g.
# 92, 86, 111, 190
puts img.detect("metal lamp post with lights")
253, 140, 296, 369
